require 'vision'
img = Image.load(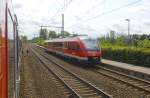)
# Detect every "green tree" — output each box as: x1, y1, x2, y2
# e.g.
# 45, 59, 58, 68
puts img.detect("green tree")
57, 31, 71, 38
115, 36, 126, 46
109, 30, 116, 43
63, 31, 70, 37
49, 31, 57, 39
21, 36, 28, 43
39, 28, 48, 40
